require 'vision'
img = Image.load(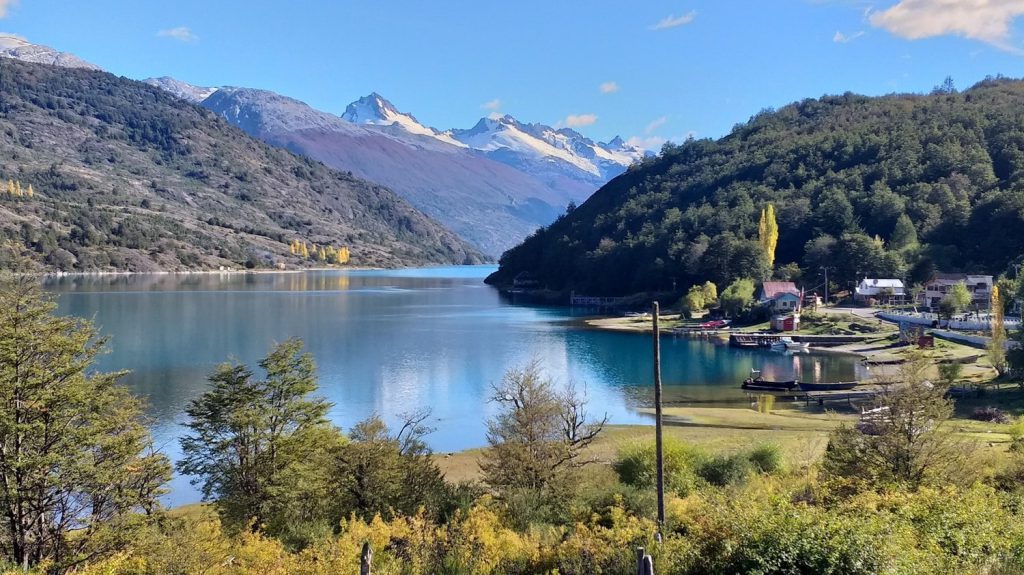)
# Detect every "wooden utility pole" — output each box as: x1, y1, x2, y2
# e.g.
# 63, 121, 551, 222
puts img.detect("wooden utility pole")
652, 301, 665, 530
